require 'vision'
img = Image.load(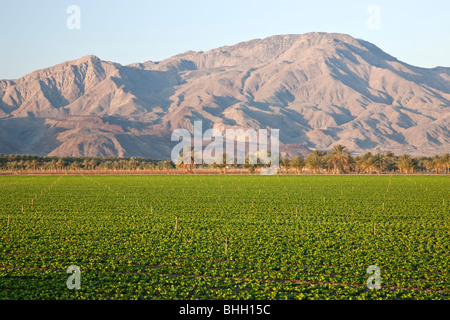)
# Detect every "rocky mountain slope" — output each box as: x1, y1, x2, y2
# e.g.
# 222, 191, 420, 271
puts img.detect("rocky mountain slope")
1, 32, 449, 158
